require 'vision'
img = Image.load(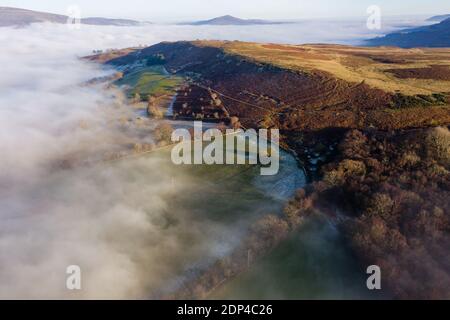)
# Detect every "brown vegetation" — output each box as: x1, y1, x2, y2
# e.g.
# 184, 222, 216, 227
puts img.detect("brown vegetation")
117, 41, 449, 134
153, 122, 174, 146
147, 96, 164, 119
386, 65, 450, 81
285, 127, 450, 299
